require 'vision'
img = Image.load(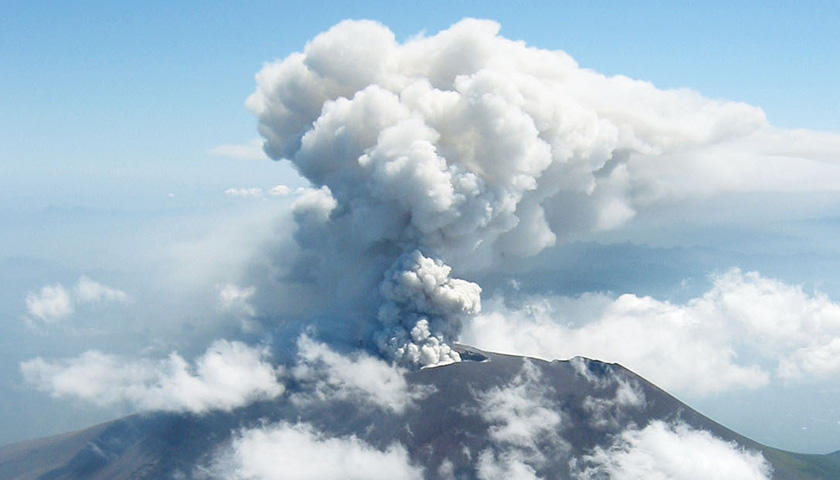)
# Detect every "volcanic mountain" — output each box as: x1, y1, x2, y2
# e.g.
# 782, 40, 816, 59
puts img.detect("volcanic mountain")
2, 346, 838, 480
